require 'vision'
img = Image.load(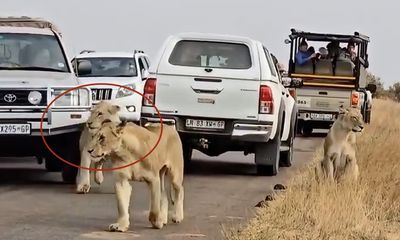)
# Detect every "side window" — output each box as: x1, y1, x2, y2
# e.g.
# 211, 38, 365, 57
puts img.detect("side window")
263, 47, 277, 77
138, 57, 146, 72
144, 57, 150, 69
